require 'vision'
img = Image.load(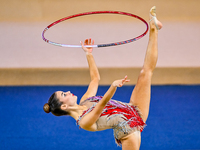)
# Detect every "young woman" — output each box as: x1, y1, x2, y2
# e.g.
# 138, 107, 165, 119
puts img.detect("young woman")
43, 6, 162, 150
